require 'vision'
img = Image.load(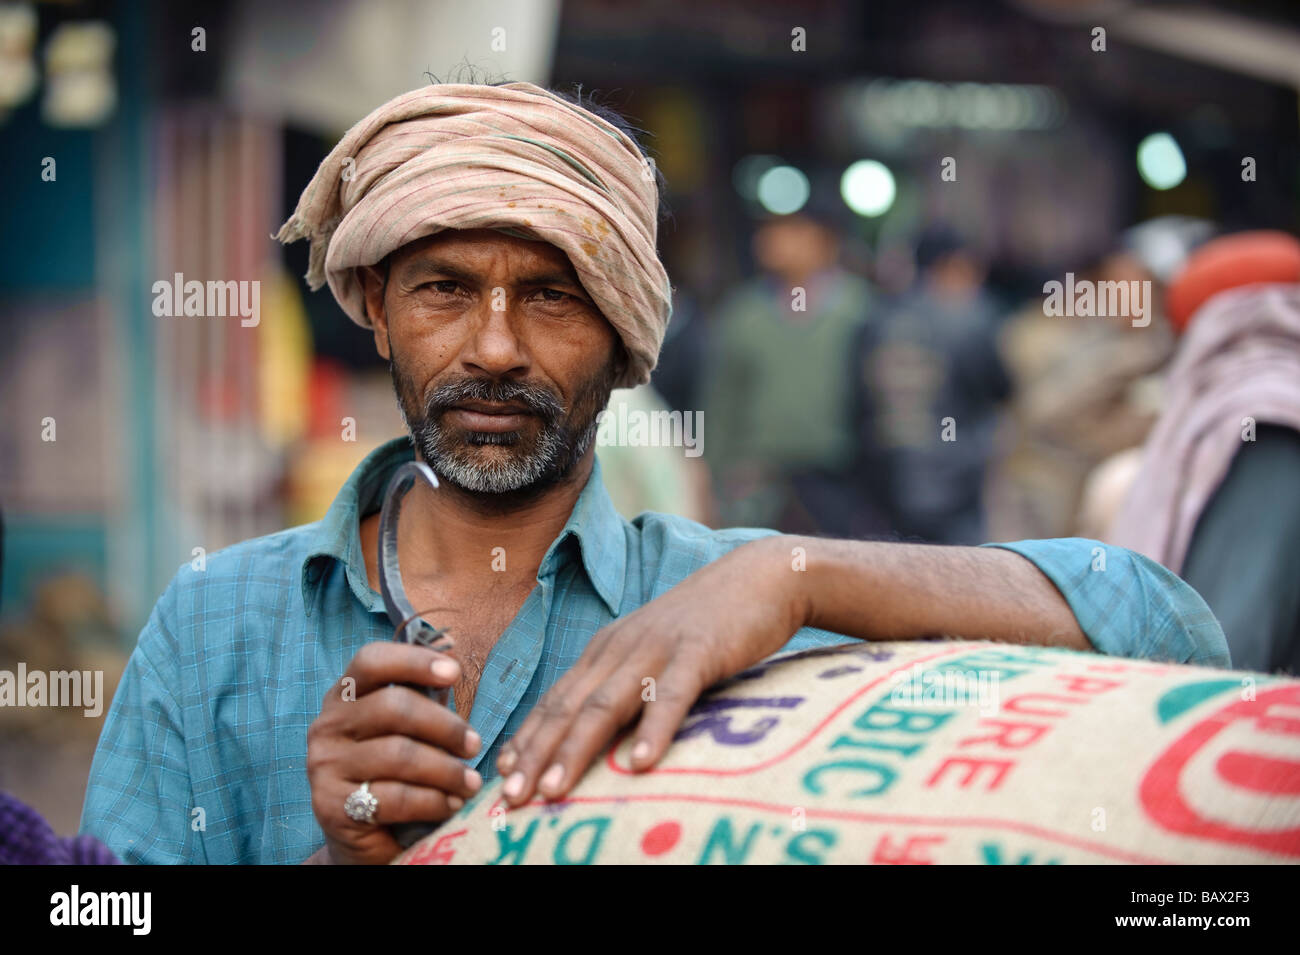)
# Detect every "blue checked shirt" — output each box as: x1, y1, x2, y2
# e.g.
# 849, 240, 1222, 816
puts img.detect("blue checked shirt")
81, 438, 1229, 864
